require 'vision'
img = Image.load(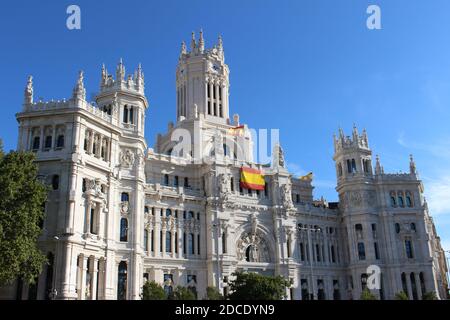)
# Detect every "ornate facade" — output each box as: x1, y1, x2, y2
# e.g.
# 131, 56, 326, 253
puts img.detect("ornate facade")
0, 31, 448, 300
